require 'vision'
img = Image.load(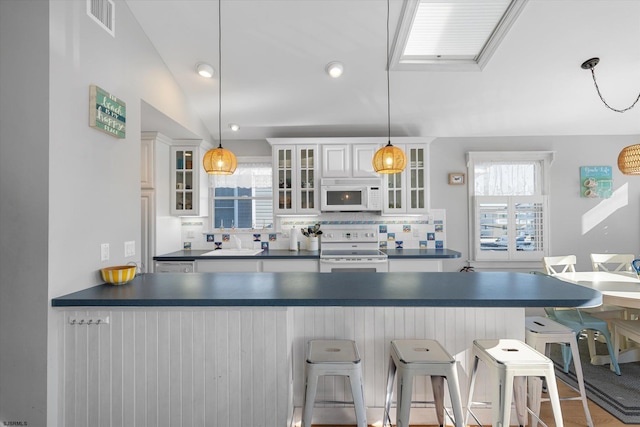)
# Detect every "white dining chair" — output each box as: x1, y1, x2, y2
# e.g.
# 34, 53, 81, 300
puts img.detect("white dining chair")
590, 253, 635, 272
542, 255, 576, 275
